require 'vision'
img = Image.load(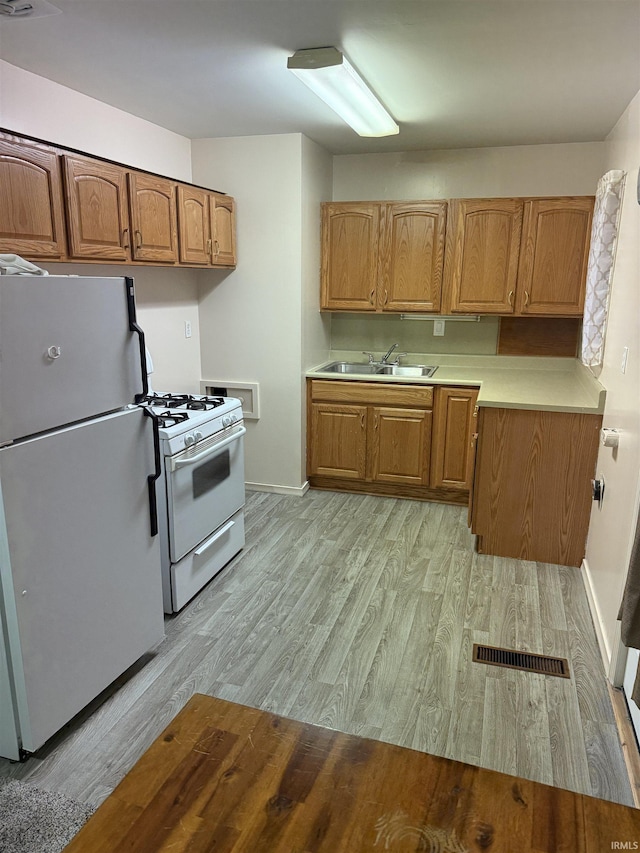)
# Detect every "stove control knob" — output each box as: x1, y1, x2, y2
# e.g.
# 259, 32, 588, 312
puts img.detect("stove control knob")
223, 414, 235, 427
184, 433, 196, 447
194, 431, 204, 442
